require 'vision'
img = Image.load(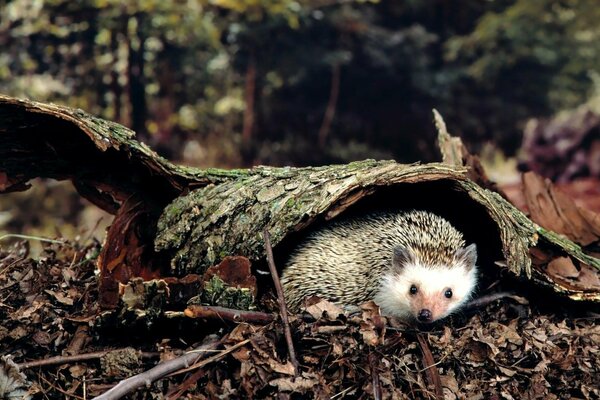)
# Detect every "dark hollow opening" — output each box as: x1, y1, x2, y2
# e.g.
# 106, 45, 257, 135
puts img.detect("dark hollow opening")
270, 179, 506, 295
